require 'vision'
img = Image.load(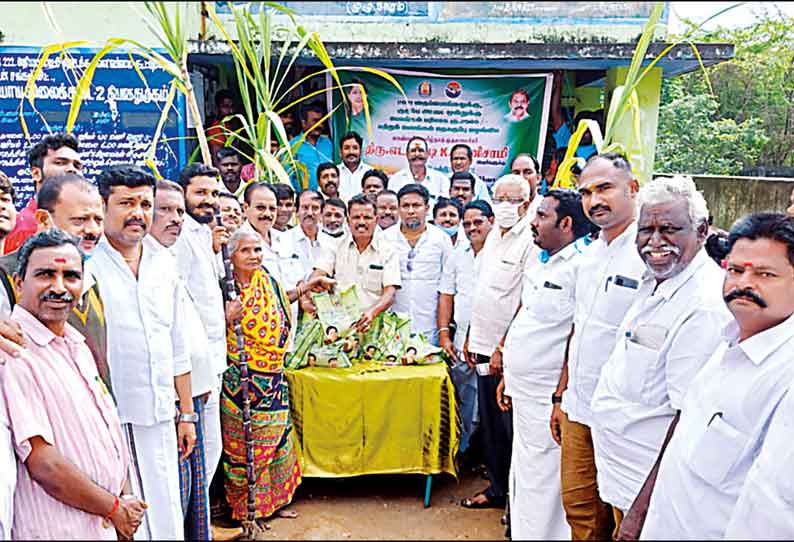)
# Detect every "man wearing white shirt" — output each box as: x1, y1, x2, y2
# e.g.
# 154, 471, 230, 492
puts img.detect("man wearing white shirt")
590, 176, 732, 527
242, 183, 287, 284
149, 180, 216, 538
725, 382, 794, 539
281, 190, 336, 325
172, 165, 229, 491
639, 212, 794, 540
550, 153, 645, 540
449, 143, 492, 203
376, 189, 399, 232
462, 174, 537, 510
438, 200, 493, 455
337, 131, 371, 202
382, 183, 452, 345
499, 189, 596, 540
389, 137, 449, 206
432, 197, 466, 248
89, 165, 195, 540
510, 153, 544, 219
